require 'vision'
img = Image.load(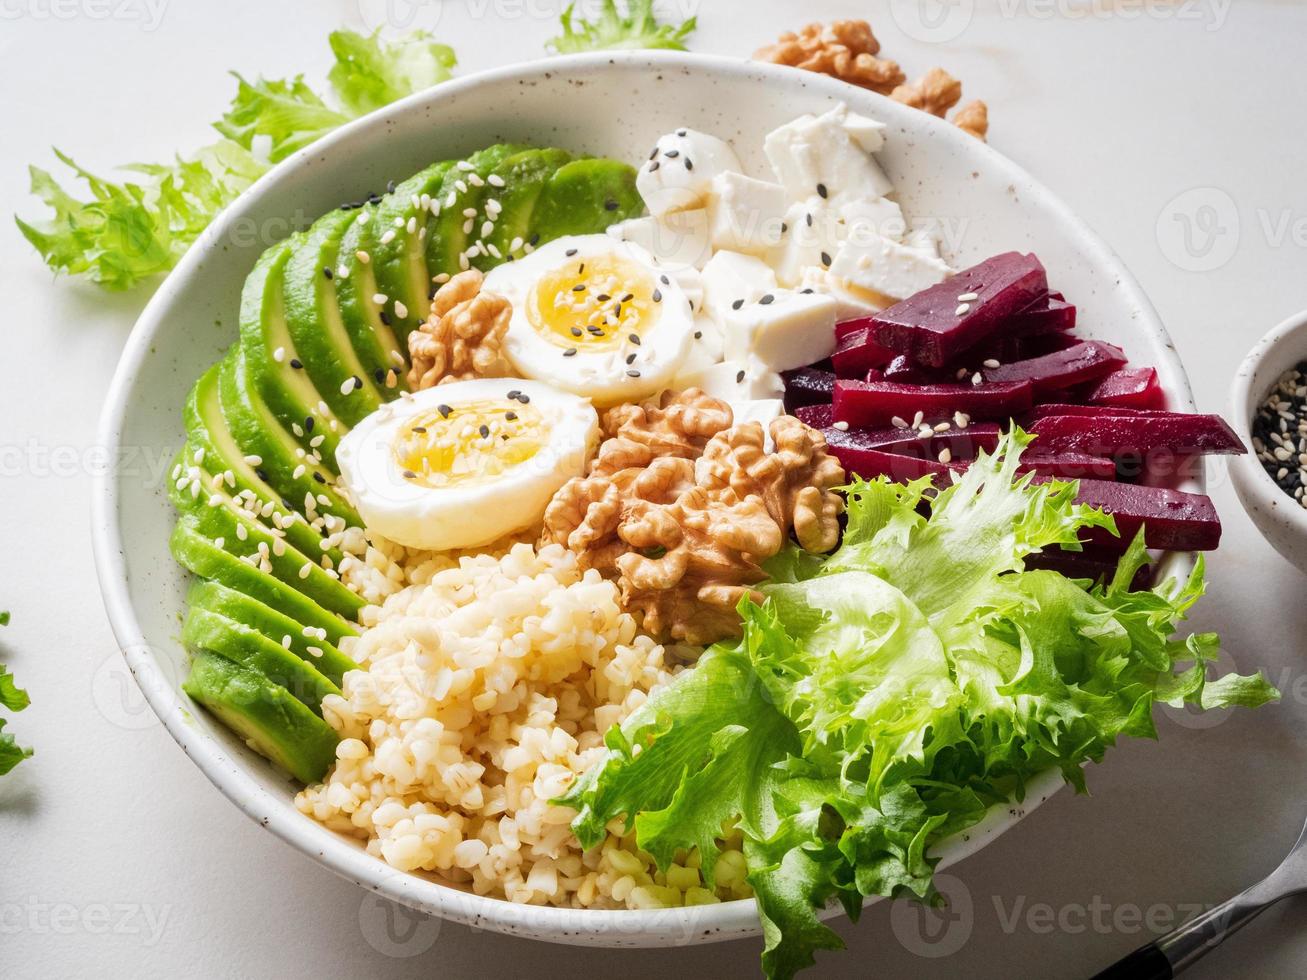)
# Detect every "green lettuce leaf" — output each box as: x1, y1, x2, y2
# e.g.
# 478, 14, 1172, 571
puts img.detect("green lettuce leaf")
546, 0, 696, 54
0, 613, 30, 776
560, 431, 1277, 979
18, 29, 458, 291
